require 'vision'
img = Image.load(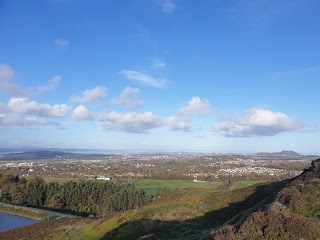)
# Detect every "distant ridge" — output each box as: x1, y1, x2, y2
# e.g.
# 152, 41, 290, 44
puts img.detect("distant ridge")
256, 150, 302, 157
0, 150, 110, 161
